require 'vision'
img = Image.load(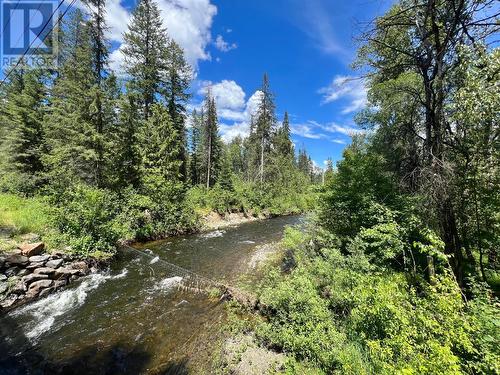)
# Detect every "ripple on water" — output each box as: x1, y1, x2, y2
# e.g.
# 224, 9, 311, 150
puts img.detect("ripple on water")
11, 269, 128, 343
